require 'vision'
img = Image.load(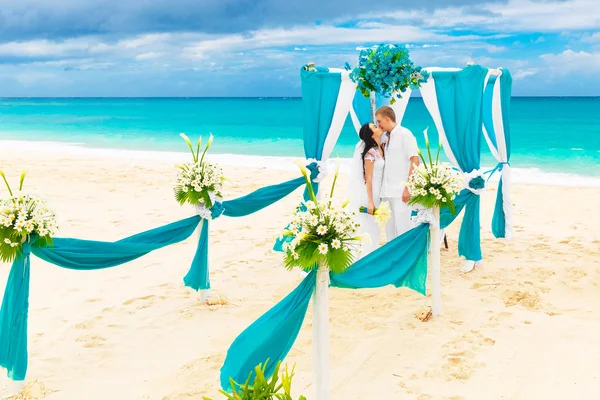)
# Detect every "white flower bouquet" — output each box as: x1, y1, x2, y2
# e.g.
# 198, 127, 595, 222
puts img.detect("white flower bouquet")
174, 133, 225, 211
0, 171, 58, 263
406, 130, 464, 215
281, 161, 363, 274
